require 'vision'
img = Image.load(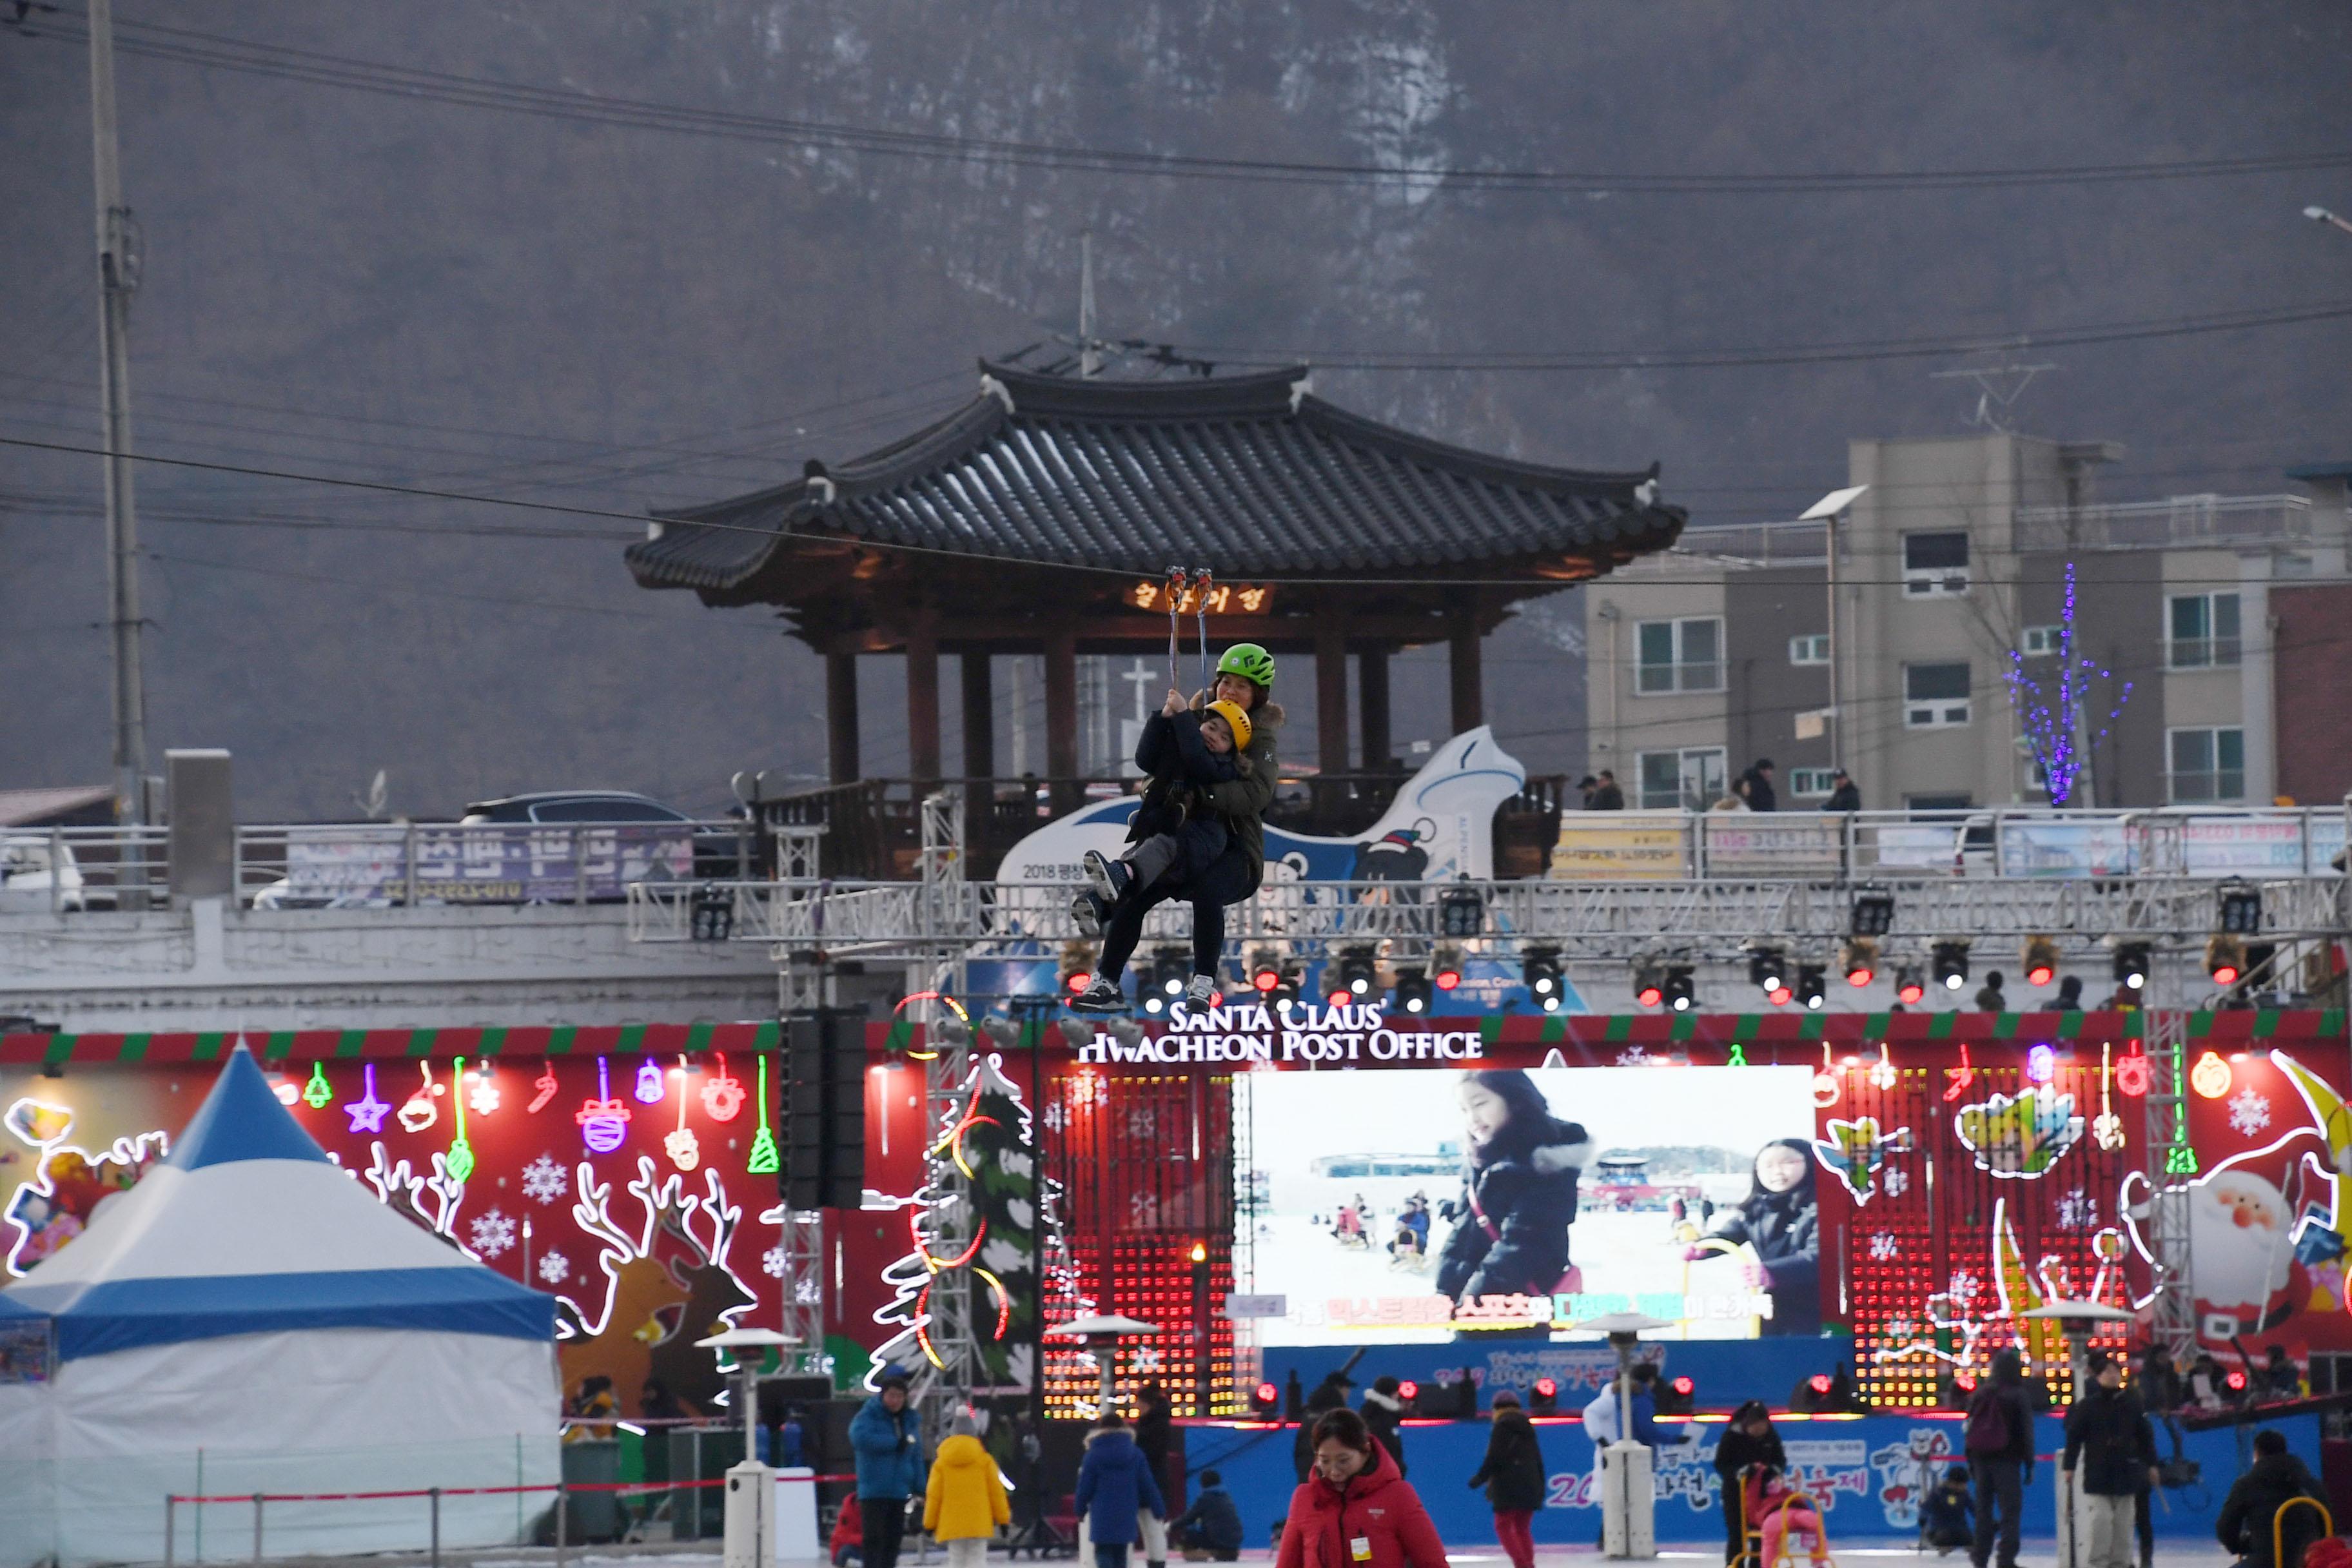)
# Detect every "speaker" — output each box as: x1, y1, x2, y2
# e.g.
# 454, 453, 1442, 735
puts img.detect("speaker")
783, 1008, 865, 1210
